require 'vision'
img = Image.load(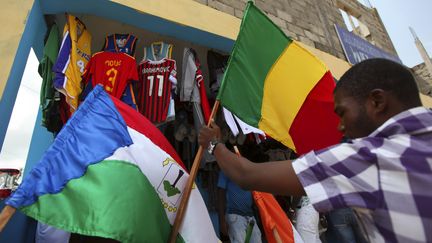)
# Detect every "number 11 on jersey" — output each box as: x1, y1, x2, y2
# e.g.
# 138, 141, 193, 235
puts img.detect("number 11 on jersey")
147, 75, 165, 97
